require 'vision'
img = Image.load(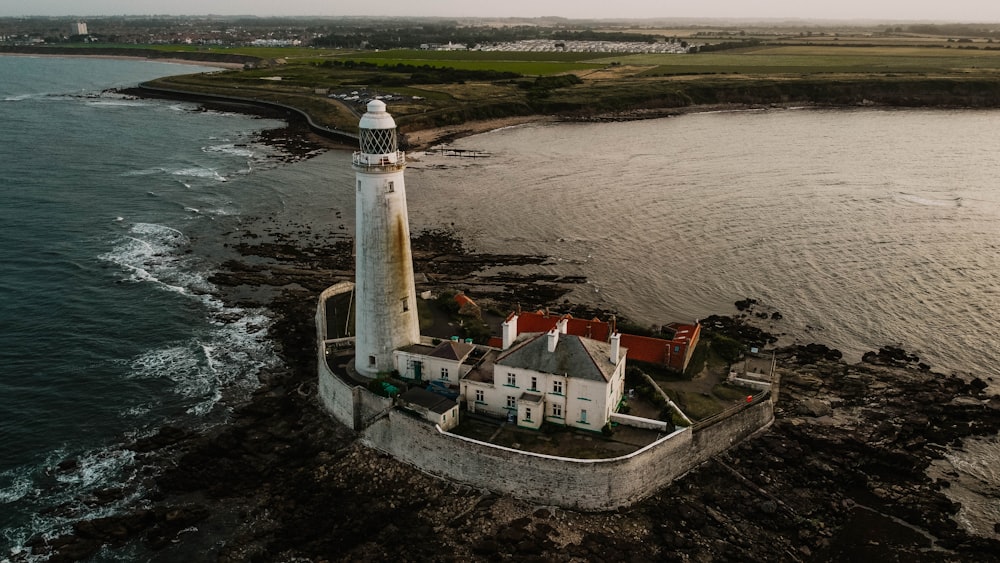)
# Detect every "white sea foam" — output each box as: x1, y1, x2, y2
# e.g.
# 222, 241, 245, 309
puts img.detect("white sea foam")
101, 221, 278, 418
204, 143, 256, 158
929, 434, 1000, 539
100, 222, 212, 296
0, 466, 36, 504
85, 99, 149, 108
172, 167, 226, 181
1, 445, 146, 561
54, 449, 135, 488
